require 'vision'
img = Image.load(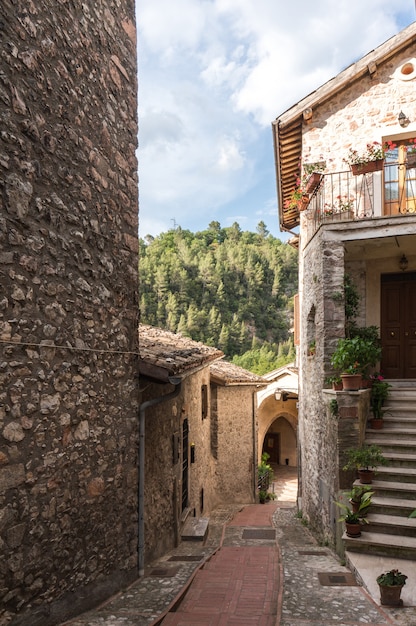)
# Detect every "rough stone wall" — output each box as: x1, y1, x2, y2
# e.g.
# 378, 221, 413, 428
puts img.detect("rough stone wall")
301, 46, 416, 172
212, 385, 256, 505
142, 368, 216, 564
0, 2, 138, 624
298, 229, 345, 542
